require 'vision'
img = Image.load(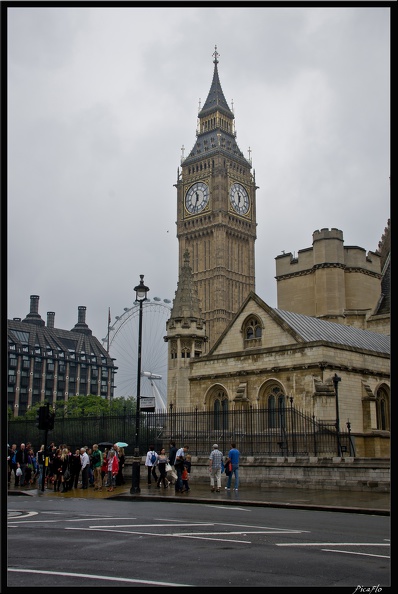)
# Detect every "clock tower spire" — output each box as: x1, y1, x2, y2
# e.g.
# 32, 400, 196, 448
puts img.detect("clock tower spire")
175, 47, 257, 350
